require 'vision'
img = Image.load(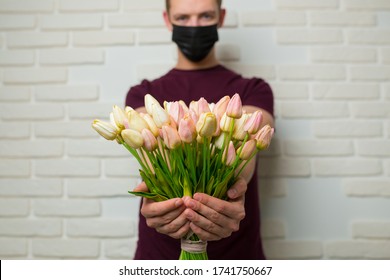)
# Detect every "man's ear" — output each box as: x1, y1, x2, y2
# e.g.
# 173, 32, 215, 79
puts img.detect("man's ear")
163, 11, 173, 31
218, 8, 226, 28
